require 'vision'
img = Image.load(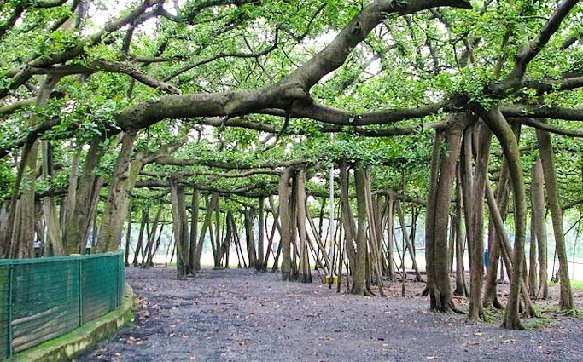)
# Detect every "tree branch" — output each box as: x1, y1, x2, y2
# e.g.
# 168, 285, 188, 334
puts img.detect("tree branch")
507, 117, 583, 138
1, 0, 164, 99
492, 0, 579, 93
500, 104, 583, 122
